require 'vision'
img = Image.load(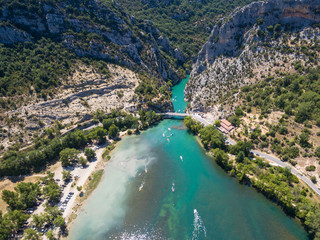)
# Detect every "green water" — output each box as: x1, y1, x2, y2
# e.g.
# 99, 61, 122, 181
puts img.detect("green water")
171, 75, 189, 113
69, 77, 308, 240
